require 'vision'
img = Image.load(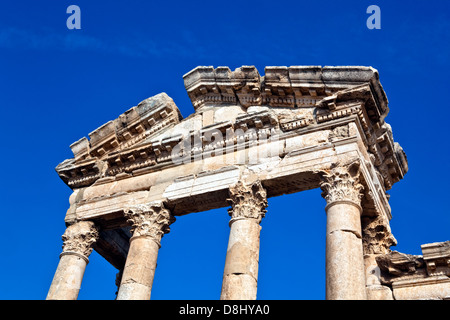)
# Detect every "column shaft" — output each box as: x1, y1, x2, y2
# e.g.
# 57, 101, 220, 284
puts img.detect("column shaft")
220, 180, 267, 300
116, 237, 159, 300
46, 221, 99, 300
116, 201, 174, 300
221, 218, 261, 300
325, 202, 366, 299
47, 253, 88, 300
362, 215, 397, 300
